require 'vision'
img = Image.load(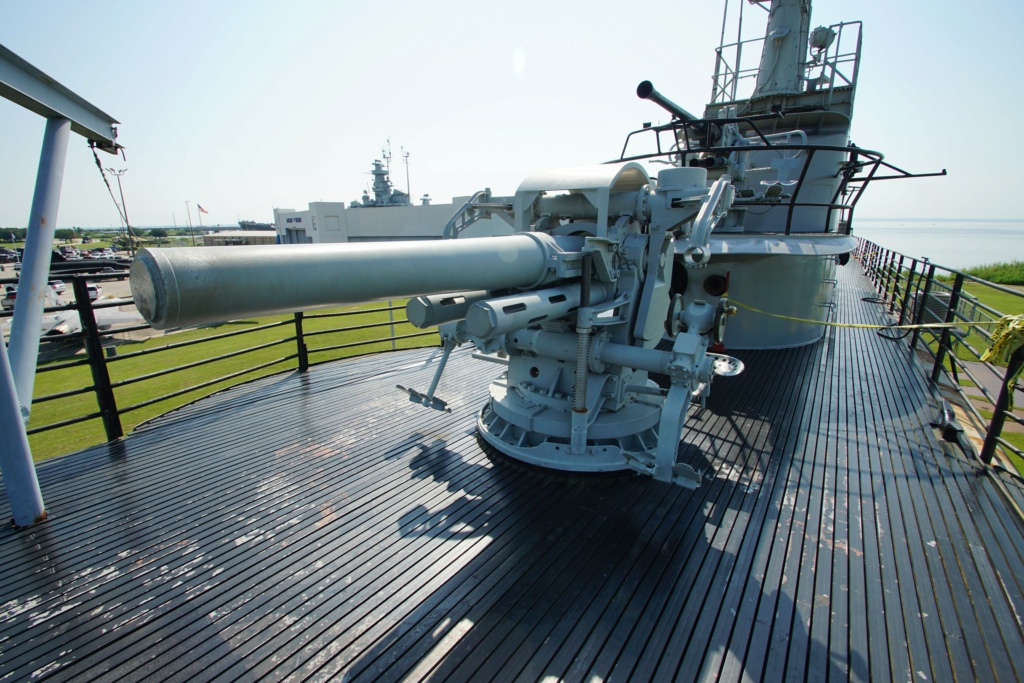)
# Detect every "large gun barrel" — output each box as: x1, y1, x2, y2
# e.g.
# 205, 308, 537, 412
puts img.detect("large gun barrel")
130, 233, 568, 330
636, 80, 697, 122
